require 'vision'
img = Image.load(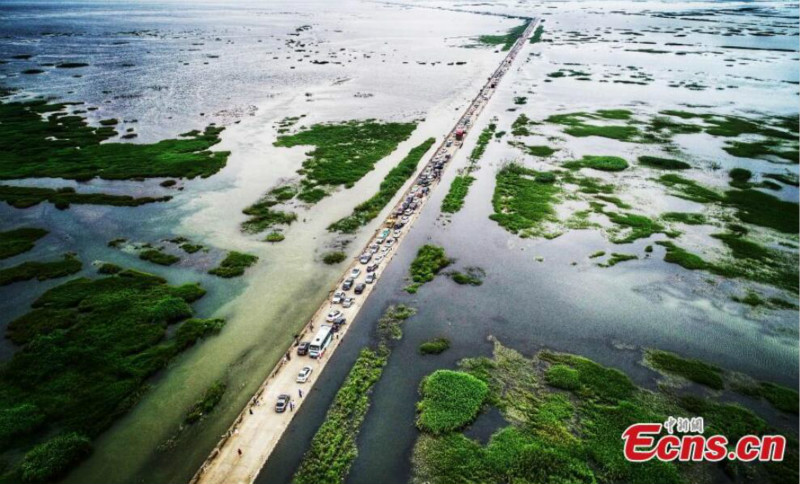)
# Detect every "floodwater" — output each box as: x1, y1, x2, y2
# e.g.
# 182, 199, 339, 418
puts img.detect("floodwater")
259, 1, 799, 484
0, 1, 522, 484
0, 1, 797, 484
